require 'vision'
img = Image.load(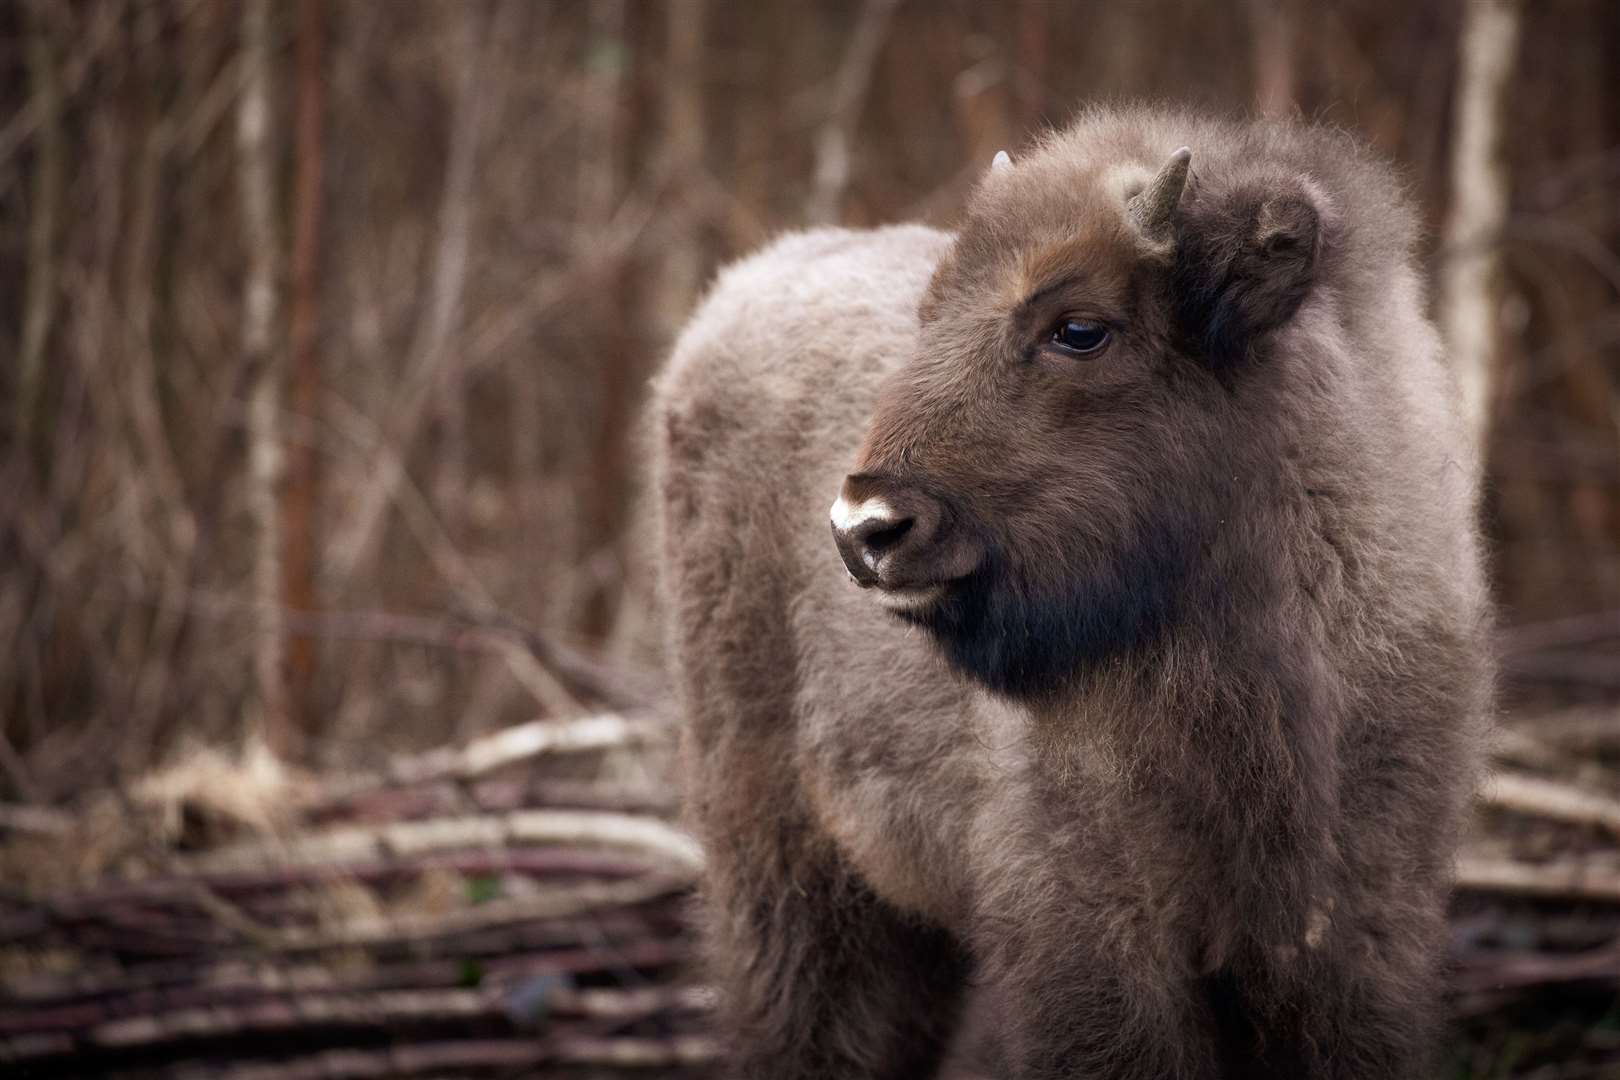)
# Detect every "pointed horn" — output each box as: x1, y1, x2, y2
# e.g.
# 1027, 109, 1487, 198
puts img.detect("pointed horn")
991, 149, 1013, 173
1127, 146, 1192, 241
